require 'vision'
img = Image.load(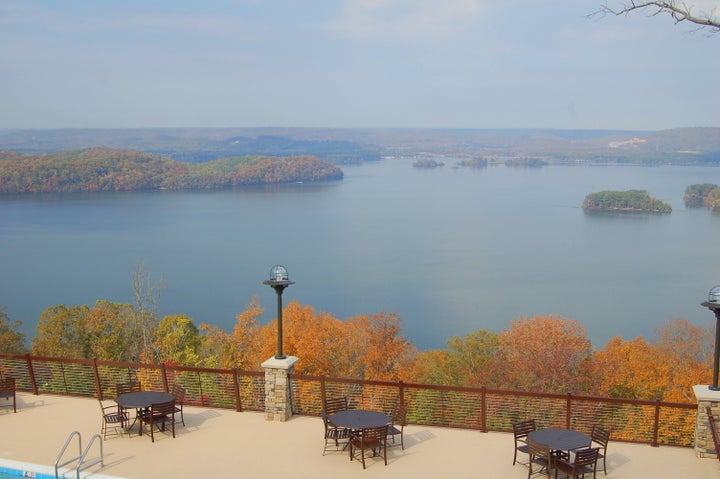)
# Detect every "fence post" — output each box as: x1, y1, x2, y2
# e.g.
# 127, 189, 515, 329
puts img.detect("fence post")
233, 369, 242, 412
320, 375, 327, 408
566, 393, 572, 429
92, 359, 102, 400
398, 380, 405, 408
652, 399, 661, 447
161, 363, 169, 392
481, 386, 487, 432
25, 353, 38, 395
